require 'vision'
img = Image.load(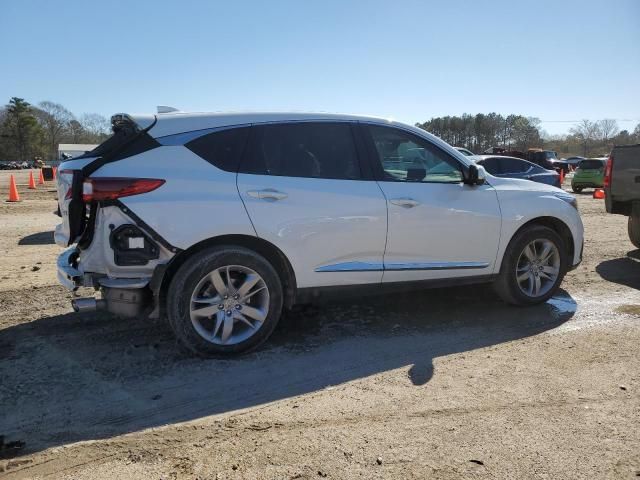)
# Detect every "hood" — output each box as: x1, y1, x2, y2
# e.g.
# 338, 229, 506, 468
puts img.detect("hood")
486, 173, 564, 193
